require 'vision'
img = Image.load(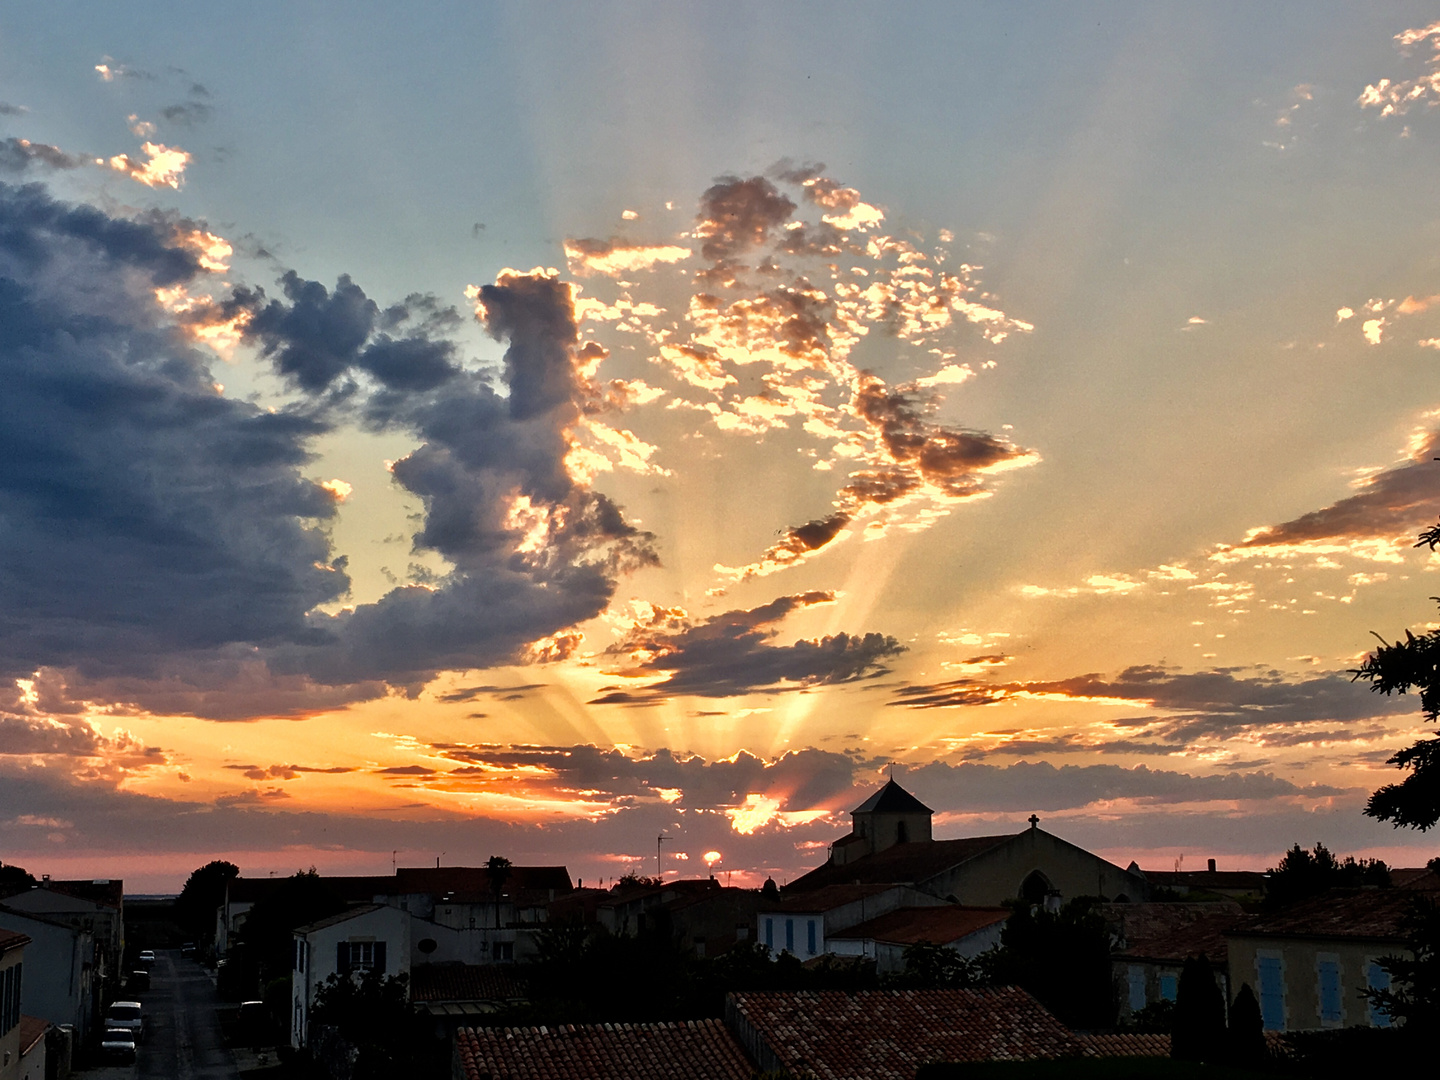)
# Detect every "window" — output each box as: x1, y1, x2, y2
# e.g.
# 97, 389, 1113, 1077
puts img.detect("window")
764, 918, 773, 949
736, 924, 750, 941
807, 919, 817, 955
785, 918, 794, 954
1366, 961, 1391, 1028
1128, 967, 1147, 1012
337, 940, 386, 974
1159, 973, 1178, 1002
491, 941, 513, 962
694, 937, 706, 958
1256, 953, 1285, 1031
1317, 957, 1342, 1026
